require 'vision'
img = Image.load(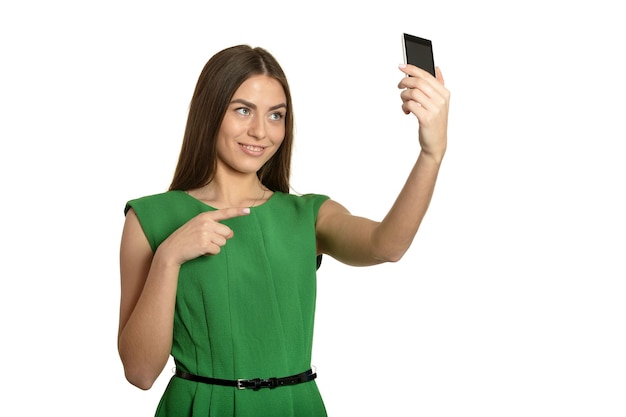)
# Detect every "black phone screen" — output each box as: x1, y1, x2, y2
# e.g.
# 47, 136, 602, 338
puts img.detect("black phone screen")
403, 34, 435, 77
